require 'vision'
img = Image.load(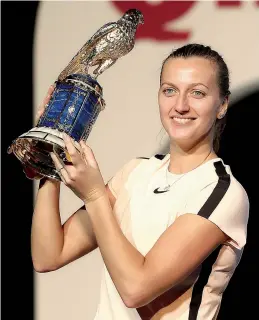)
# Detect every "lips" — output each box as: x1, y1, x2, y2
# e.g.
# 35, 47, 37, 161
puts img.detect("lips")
171, 116, 196, 124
